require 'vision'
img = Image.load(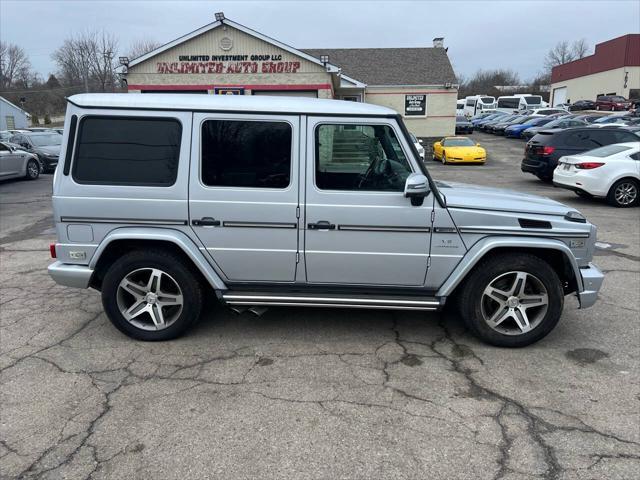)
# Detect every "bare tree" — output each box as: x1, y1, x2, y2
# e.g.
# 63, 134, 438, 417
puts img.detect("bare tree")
52, 30, 118, 92
544, 40, 575, 72
572, 38, 589, 59
0, 42, 32, 90
128, 38, 162, 60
